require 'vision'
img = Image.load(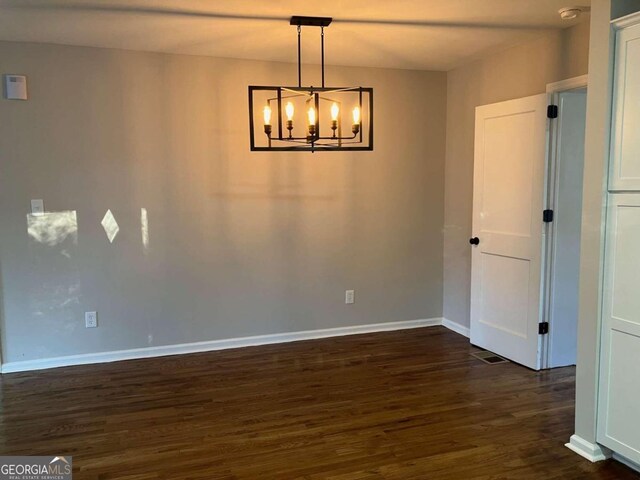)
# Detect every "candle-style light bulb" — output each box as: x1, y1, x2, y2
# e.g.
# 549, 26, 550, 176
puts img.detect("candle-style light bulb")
307, 107, 317, 137
263, 105, 272, 136
263, 105, 272, 125
352, 106, 361, 135
330, 102, 339, 138
285, 102, 295, 121
285, 102, 294, 138
331, 103, 340, 121
352, 106, 360, 125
